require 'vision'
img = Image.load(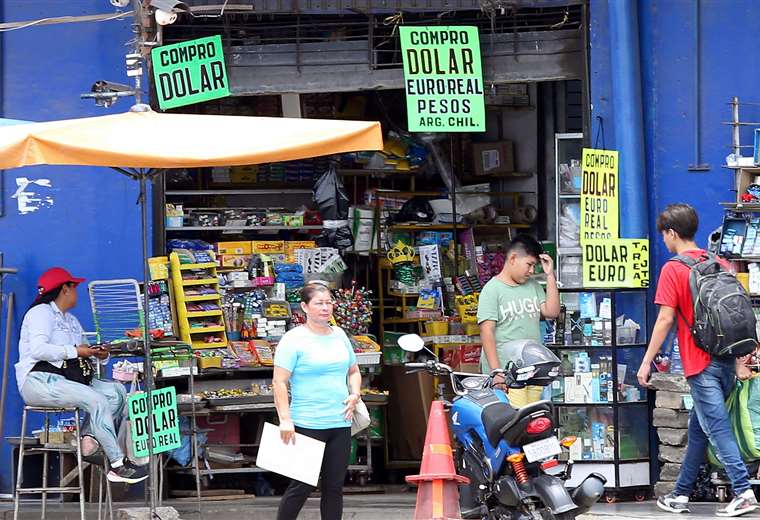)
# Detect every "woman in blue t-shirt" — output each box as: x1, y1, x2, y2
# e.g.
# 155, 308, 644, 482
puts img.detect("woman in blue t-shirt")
273, 282, 362, 520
